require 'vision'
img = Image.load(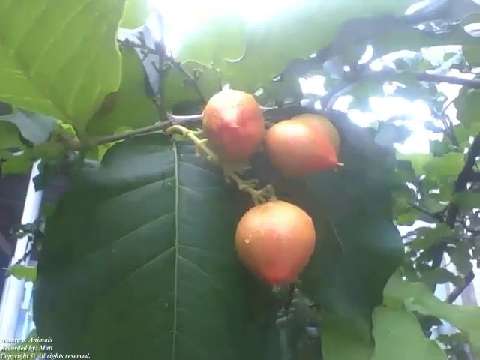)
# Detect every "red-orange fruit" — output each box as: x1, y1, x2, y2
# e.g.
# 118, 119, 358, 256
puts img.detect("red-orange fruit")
235, 200, 316, 285
265, 114, 340, 177
202, 89, 265, 161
